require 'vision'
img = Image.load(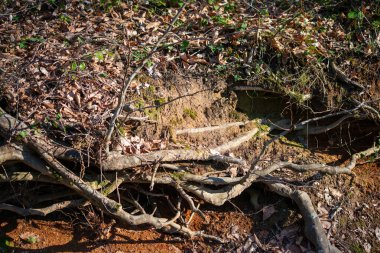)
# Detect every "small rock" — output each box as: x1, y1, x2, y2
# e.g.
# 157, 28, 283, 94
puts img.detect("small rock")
363, 242, 371, 253
329, 187, 342, 198
375, 227, 380, 241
